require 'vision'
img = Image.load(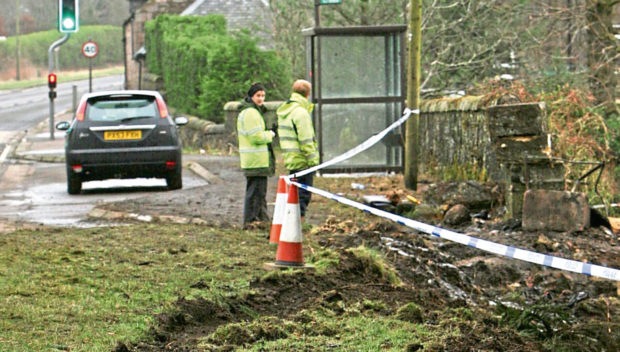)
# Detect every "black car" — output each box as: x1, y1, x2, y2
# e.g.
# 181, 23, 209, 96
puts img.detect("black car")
56, 90, 188, 194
